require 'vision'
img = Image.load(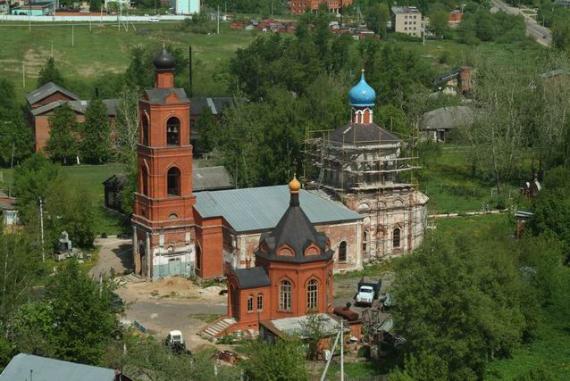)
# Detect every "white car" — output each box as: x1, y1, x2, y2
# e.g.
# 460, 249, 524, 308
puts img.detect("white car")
356, 285, 375, 306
